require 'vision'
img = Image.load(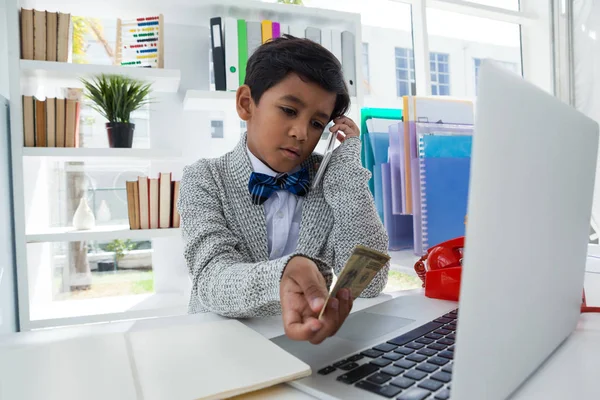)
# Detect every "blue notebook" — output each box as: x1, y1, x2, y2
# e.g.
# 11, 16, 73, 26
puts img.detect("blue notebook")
382, 162, 414, 250
419, 134, 472, 250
